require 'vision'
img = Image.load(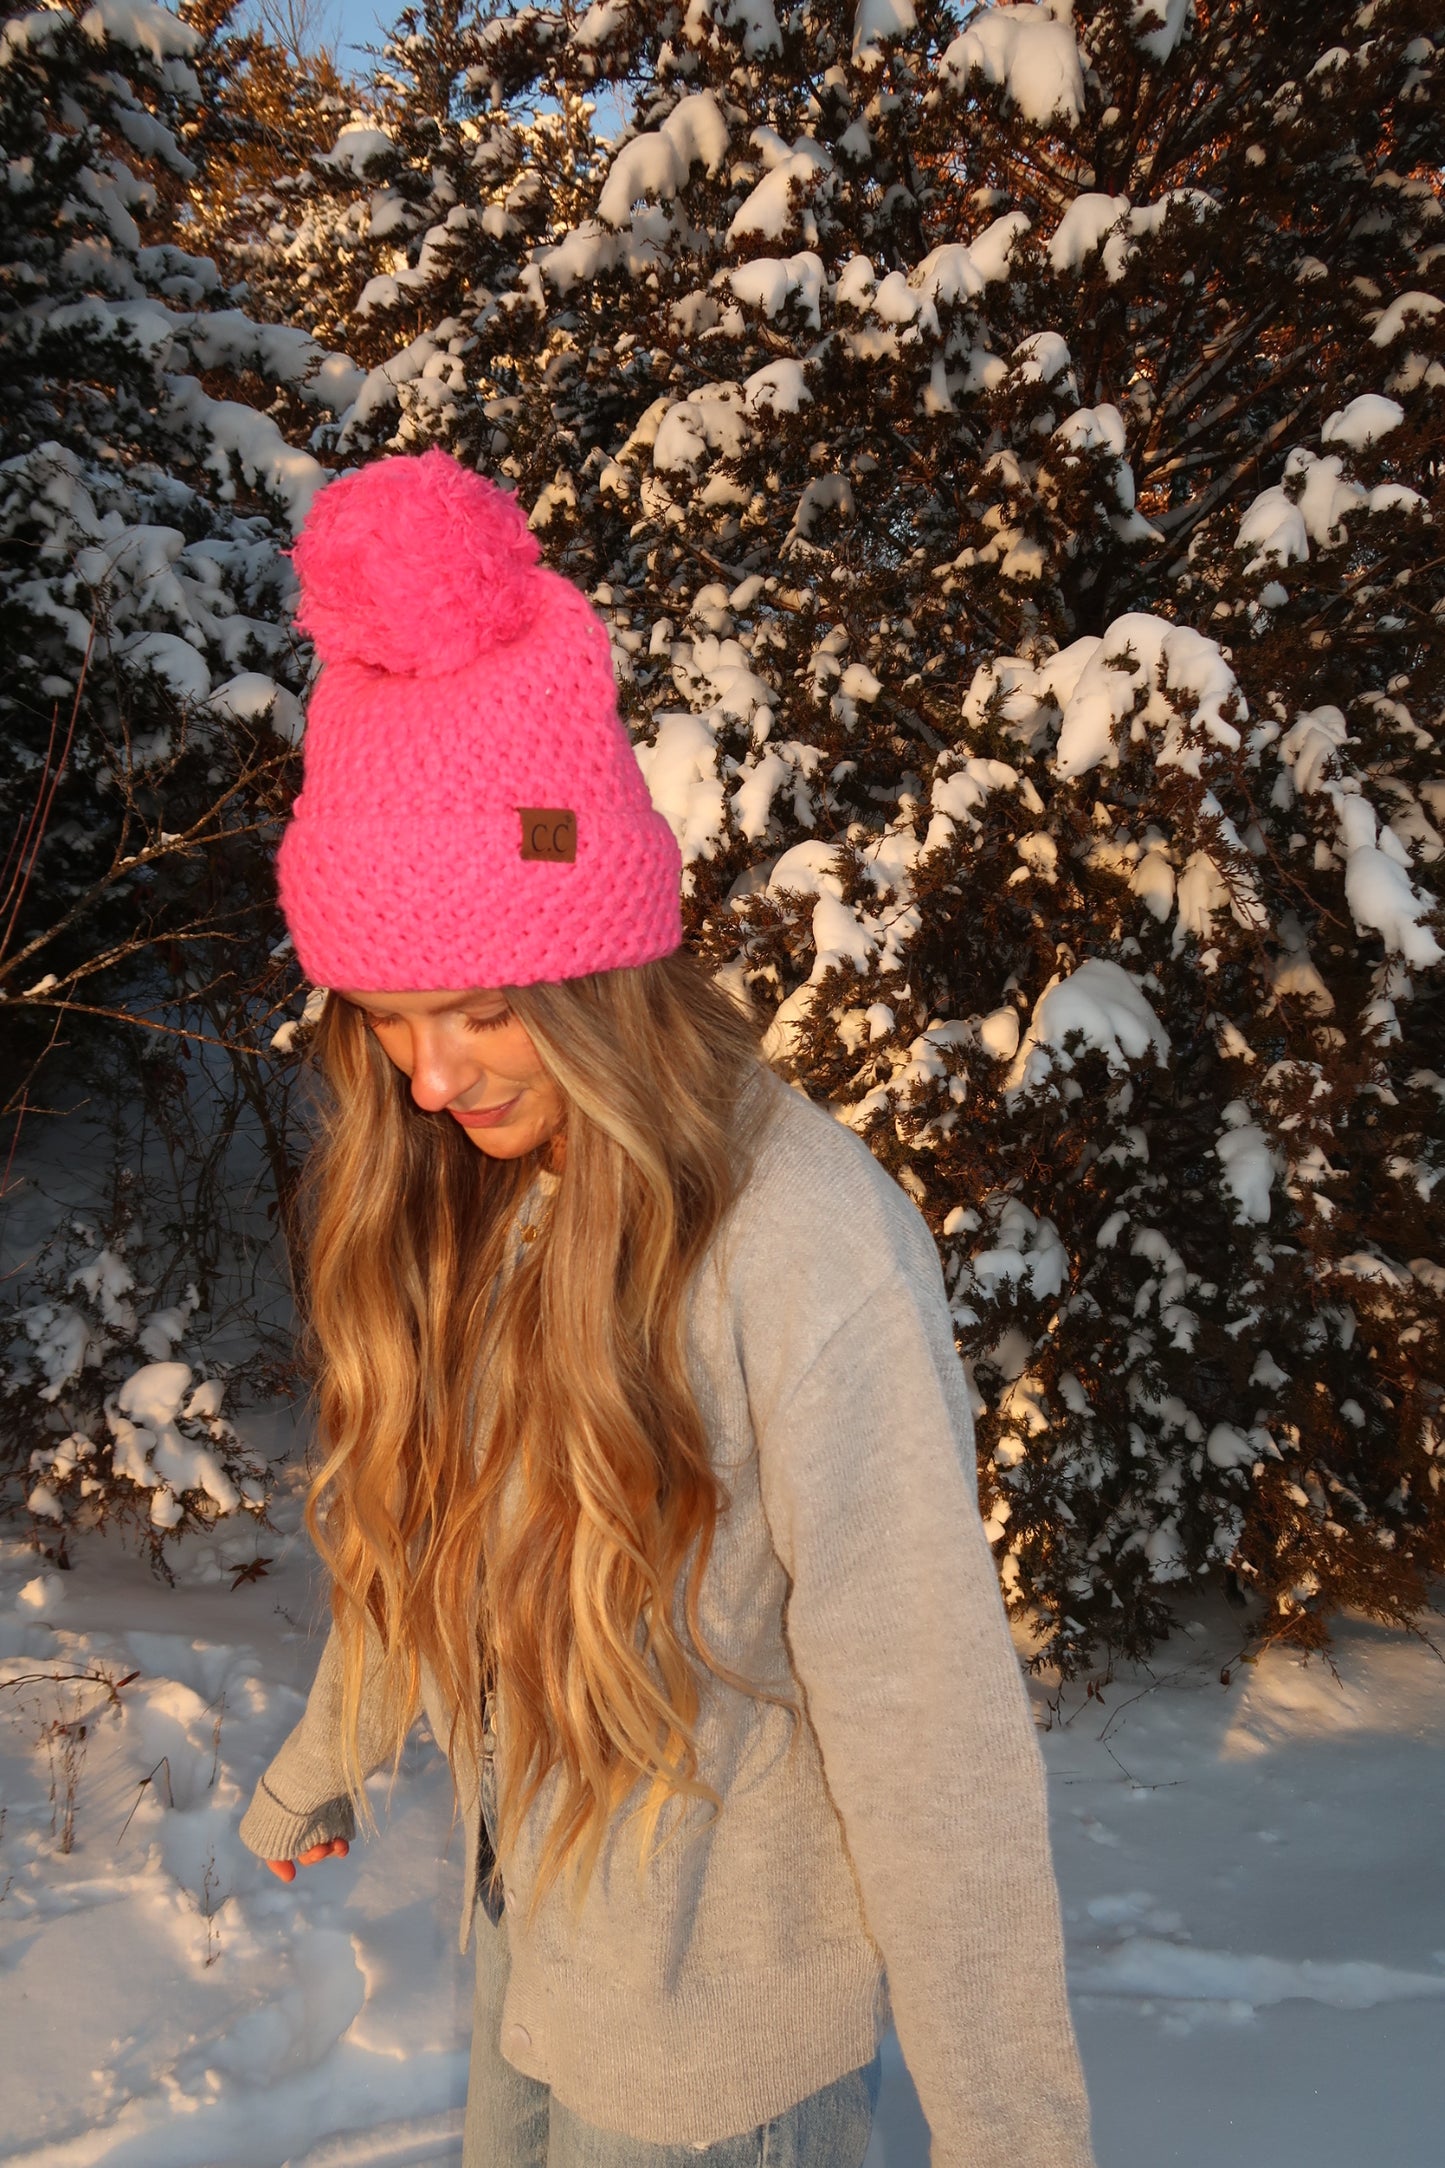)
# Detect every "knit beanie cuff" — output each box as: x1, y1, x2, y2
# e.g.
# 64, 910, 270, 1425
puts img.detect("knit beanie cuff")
277, 804, 683, 991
